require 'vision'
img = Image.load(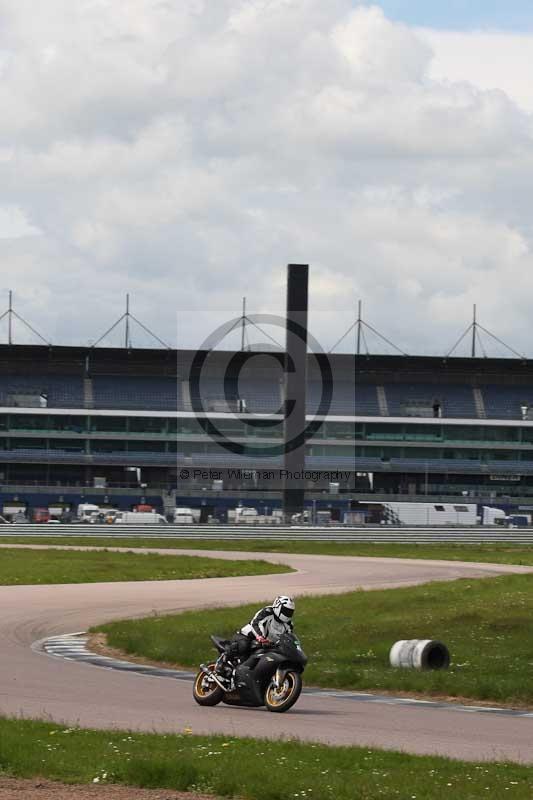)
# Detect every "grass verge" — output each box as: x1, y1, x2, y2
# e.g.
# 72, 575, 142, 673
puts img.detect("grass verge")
1, 536, 533, 565
0, 548, 291, 585
97, 572, 533, 706
0, 716, 532, 799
